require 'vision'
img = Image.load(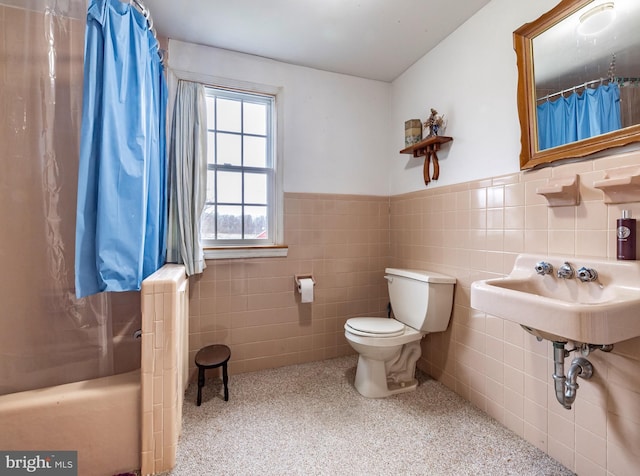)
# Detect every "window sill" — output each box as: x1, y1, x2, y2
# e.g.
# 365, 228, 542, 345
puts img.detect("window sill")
203, 245, 288, 260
